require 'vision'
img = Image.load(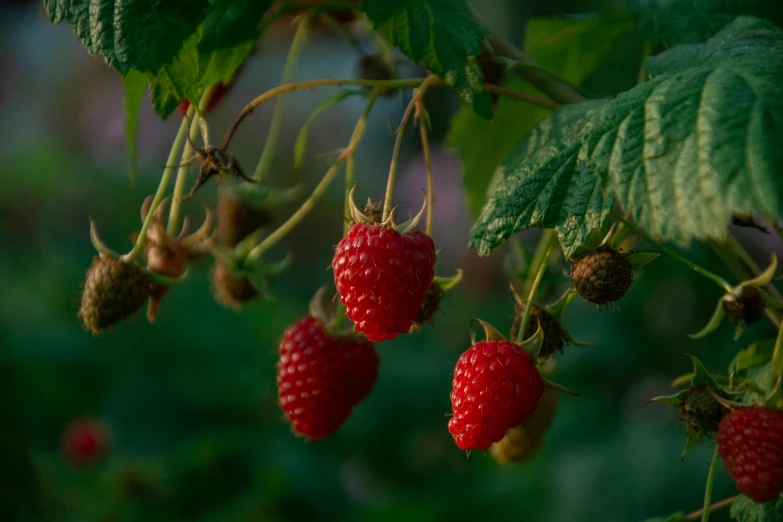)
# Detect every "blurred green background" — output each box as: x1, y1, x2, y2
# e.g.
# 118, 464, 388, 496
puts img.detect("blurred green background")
0, 1, 779, 521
